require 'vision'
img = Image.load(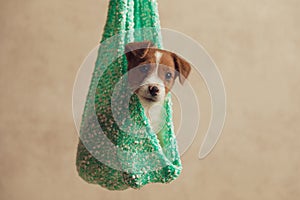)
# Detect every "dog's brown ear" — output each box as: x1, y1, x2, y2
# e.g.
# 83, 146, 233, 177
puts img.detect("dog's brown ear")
125, 41, 154, 60
172, 53, 191, 84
